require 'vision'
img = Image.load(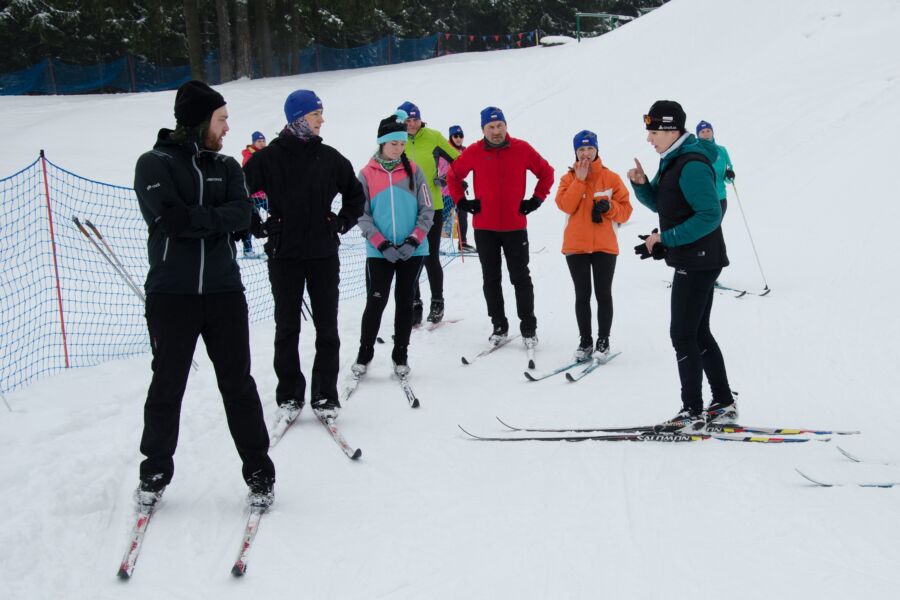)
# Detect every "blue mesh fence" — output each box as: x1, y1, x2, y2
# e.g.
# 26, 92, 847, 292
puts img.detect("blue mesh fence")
0, 153, 457, 393
0, 30, 539, 95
